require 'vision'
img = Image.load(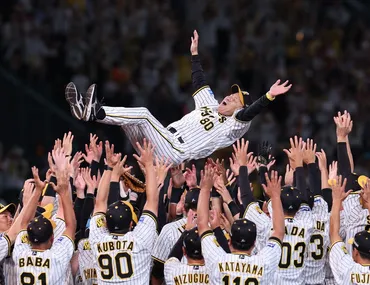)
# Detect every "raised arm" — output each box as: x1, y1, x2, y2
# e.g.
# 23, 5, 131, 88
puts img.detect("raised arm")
133, 139, 158, 216
190, 30, 207, 91
235, 79, 292, 122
